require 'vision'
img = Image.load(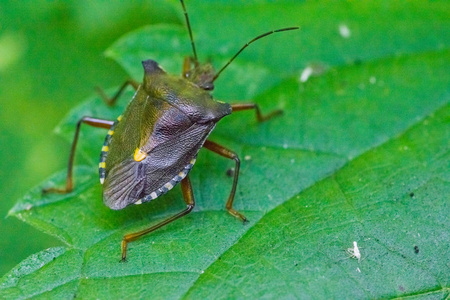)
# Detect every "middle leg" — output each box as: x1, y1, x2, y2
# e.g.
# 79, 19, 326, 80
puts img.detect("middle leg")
43, 116, 114, 194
